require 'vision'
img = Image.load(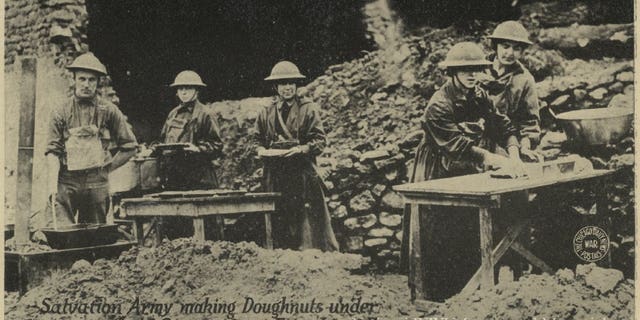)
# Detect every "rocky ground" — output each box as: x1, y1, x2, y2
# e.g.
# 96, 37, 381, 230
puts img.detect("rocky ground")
4, 239, 634, 319
4, 0, 635, 318
211, 0, 634, 273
